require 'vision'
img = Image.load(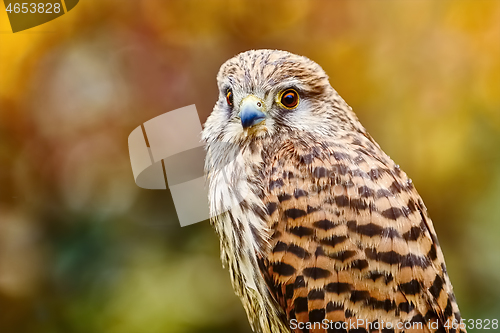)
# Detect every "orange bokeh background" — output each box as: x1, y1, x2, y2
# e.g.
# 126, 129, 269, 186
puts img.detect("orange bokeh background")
0, 1, 499, 332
